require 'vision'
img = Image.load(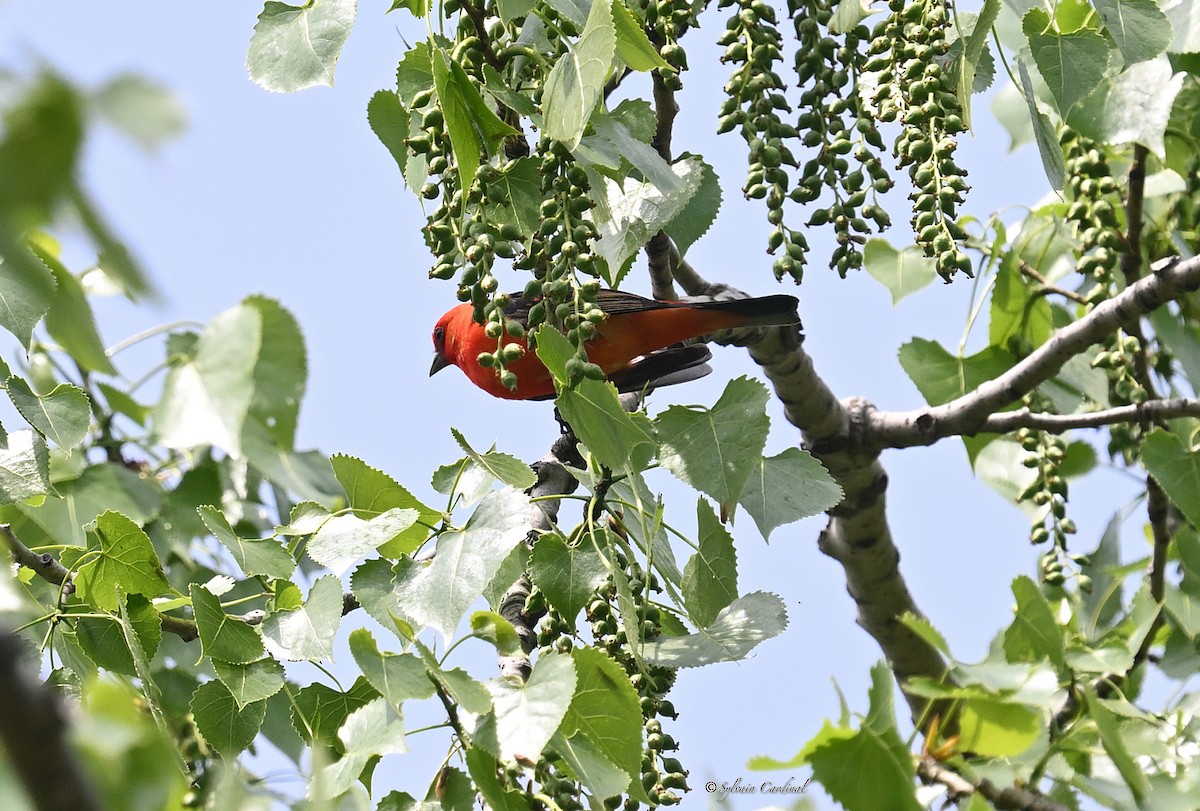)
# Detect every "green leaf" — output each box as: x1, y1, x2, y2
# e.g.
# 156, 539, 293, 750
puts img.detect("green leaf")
211, 658, 286, 708
74, 511, 169, 611
656, 376, 770, 515
245, 296, 306, 448
738, 448, 843, 540
478, 652, 575, 762
829, 0, 876, 33
534, 325, 657, 472
191, 584, 264, 665
241, 420, 343, 504
75, 616, 138, 676
552, 731, 630, 800
1068, 56, 1185, 158
247, 0, 358, 93
469, 611, 522, 655
34, 246, 116, 375
481, 157, 542, 238
944, 0, 1001, 126
1093, 0, 1172, 64
1165, 583, 1200, 638
1023, 9, 1114, 118
348, 628, 436, 704
350, 558, 412, 638
392, 488, 531, 641
800, 662, 922, 811
153, 302, 261, 456
307, 508, 420, 576
1002, 575, 1066, 667
313, 698, 409, 800
198, 505, 296, 579
1086, 686, 1150, 805
863, 239, 936, 305
368, 90, 411, 176
956, 697, 1042, 757
331, 453, 438, 557
432, 48, 518, 191
451, 429, 536, 490
898, 338, 1014, 406
496, 0, 534, 23
611, 0, 670, 71
1016, 59, 1067, 190
591, 157, 705, 283
1142, 429, 1200, 529
0, 430, 50, 503
542, 0, 617, 148
91, 73, 187, 151
389, 0, 430, 15
560, 646, 644, 790
262, 574, 343, 661
466, 749, 530, 811
663, 155, 721, 258
530, 533, 608, 624
1165, 0, 1200, 52
7, 378, 90, 450
432, 456, 495, 507
290, 677, 379, 752
989, 253, 1053, 350
19, 462, 159, 546
191, 680, 267, 757
681, 500, 738, 628
0, 75, 82, 222
0, 254, 56, 350
641, 591, 788, 667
